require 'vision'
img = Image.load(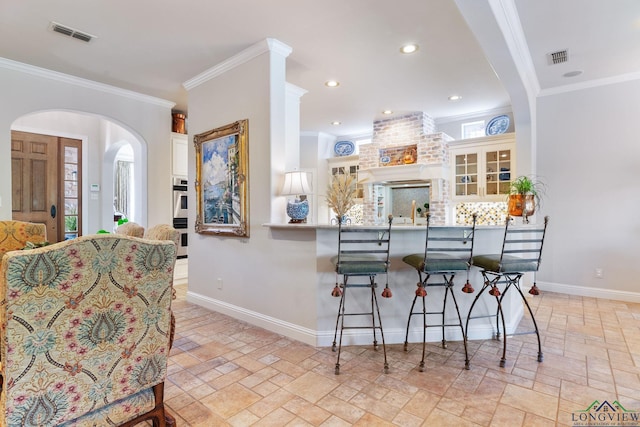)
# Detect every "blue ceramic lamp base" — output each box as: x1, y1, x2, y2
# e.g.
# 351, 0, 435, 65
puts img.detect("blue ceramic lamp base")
287, 198, 309, 223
